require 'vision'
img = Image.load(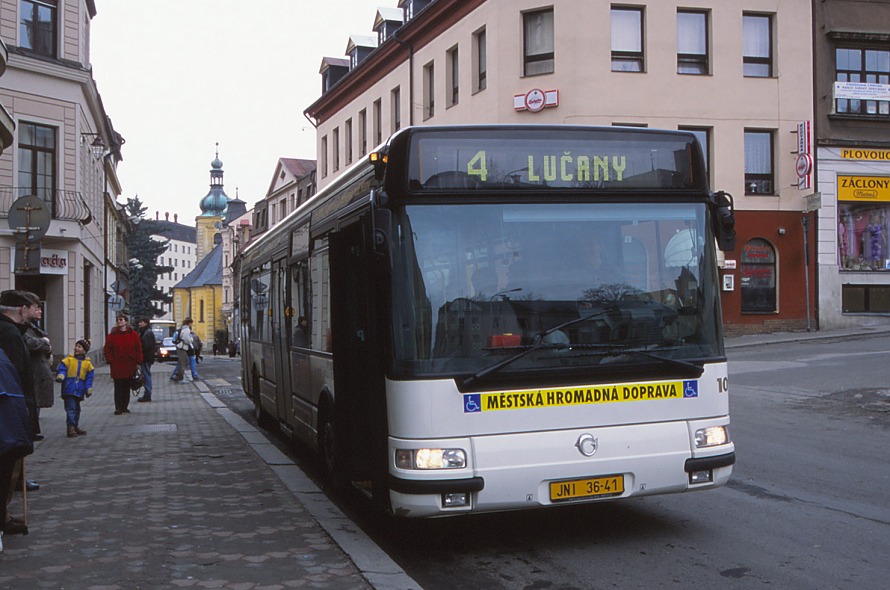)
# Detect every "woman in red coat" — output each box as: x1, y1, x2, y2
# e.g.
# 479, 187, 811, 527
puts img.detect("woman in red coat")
103, 313, 143, 415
